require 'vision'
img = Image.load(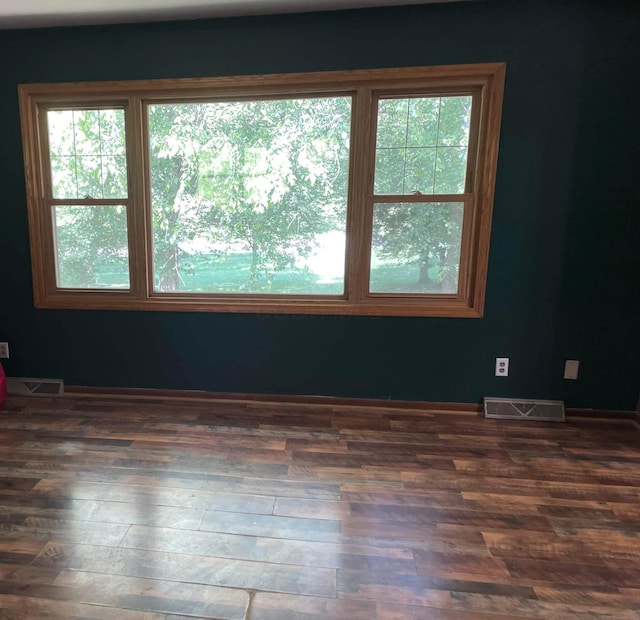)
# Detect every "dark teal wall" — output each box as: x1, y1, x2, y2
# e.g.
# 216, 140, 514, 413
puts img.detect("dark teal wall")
0, 0, 638, 409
